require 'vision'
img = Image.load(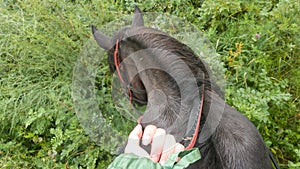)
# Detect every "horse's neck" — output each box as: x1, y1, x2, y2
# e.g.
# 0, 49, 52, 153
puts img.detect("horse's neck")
133, 50, 202, 141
